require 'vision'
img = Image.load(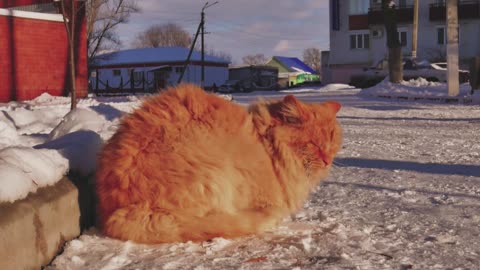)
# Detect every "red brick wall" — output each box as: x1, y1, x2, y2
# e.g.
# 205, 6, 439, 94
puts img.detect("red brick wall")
0, 13, 87, 101
0, 0, 52, 8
